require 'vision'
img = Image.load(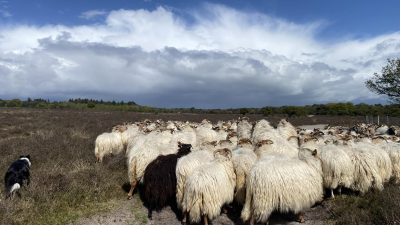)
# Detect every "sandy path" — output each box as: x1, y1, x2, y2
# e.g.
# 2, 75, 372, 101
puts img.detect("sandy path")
73, 196, 333, 225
